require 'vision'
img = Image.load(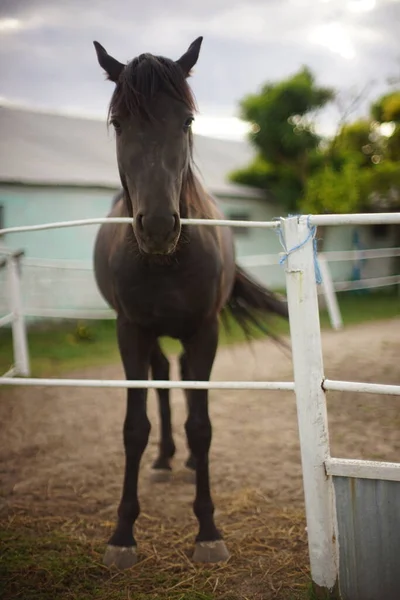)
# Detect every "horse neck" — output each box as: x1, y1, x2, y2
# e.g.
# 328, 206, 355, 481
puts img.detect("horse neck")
181, 171, 219, 220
